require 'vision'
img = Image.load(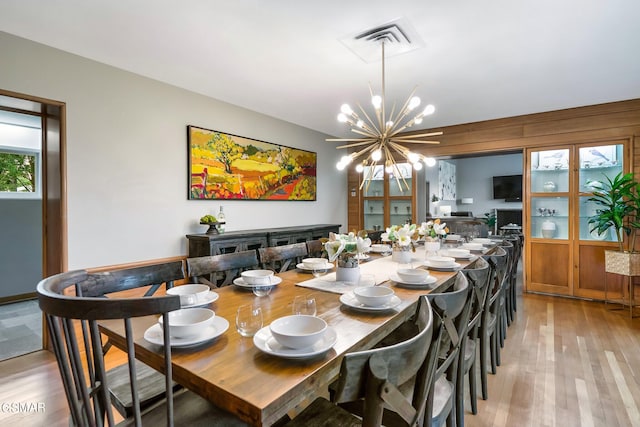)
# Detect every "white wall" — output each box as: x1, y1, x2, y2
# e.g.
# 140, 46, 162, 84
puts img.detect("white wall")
0, 32, 347, 269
